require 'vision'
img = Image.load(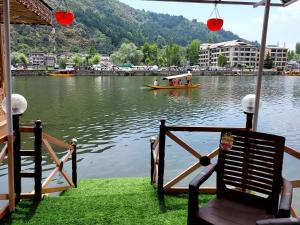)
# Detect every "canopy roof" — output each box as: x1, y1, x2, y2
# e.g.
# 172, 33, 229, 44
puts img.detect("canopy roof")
0, 0, 52, 25
163, 72, 192, 80
148, 0, 298, 7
